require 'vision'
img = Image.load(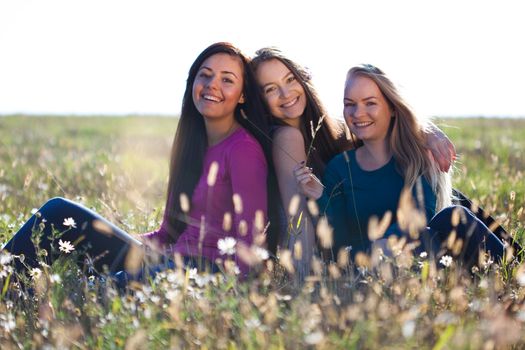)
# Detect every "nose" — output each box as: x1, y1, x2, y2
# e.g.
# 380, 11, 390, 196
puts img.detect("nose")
279, 85, 291, 98
353, 103, 366, 118
205, 75, 219, 90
